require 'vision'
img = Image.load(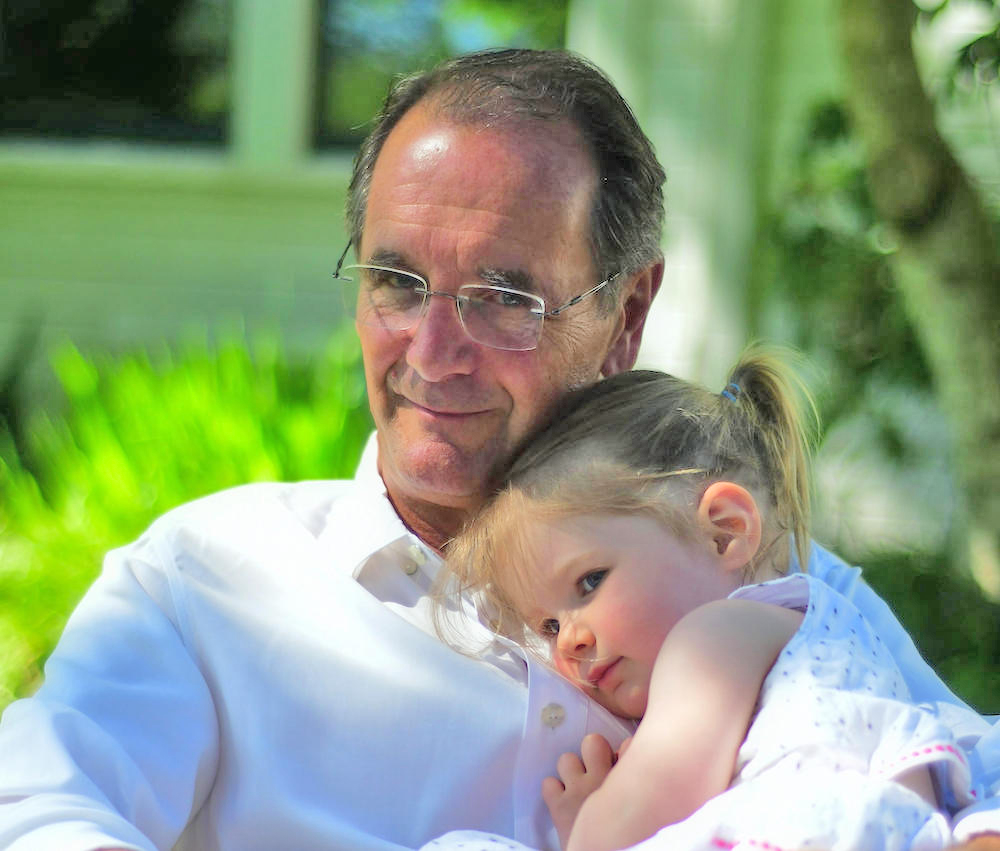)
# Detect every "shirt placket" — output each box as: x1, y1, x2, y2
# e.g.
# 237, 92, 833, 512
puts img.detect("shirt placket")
504, 637, 634, 849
